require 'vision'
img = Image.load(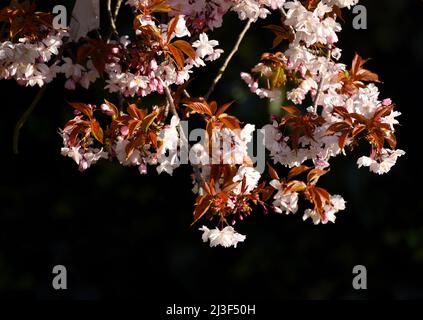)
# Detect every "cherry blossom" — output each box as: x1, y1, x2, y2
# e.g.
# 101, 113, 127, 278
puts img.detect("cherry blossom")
3, 0, 405, 248
199, 226, 246, 248
270, 180, 299, 214
357, 149, 405, 175
303, 195, 346, 225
